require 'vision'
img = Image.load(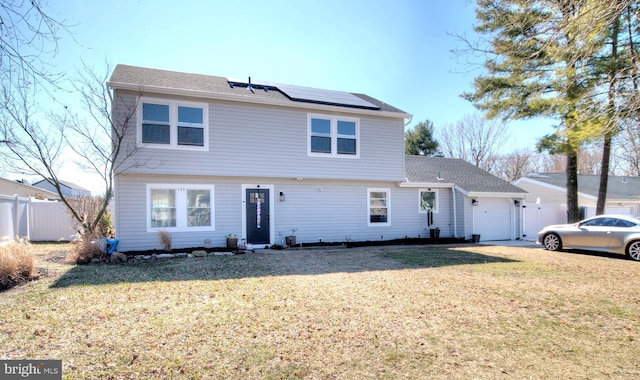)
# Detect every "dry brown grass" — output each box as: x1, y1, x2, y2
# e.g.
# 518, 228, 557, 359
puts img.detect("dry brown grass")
67, 234, 104, 264
158, 230, 172, 252
0, 241, 34, 289
1, 242, 639, 379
